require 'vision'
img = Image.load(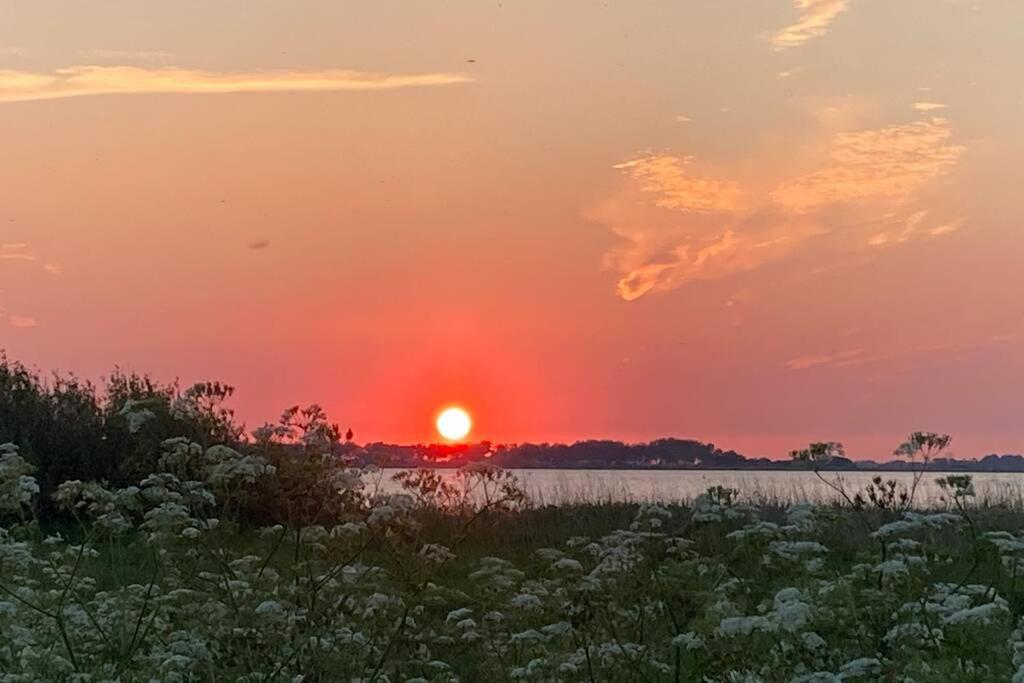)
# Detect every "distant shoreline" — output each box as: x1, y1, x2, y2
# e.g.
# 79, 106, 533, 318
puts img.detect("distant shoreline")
357, 439, 1024, 473
373, 464, 1024, 474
